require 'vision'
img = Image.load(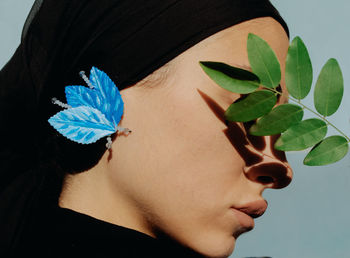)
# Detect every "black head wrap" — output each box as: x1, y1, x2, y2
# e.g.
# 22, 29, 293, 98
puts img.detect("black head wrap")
0, 0, 289, 185
0, 0, 289, 252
